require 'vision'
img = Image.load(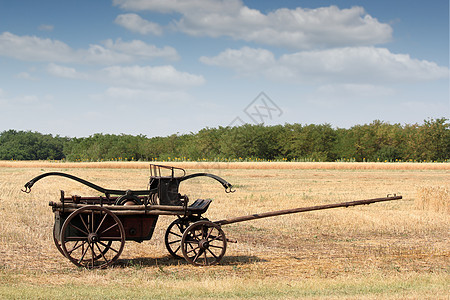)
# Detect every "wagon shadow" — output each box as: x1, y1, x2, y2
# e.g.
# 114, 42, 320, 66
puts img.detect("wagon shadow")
115, 255, 266, 268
